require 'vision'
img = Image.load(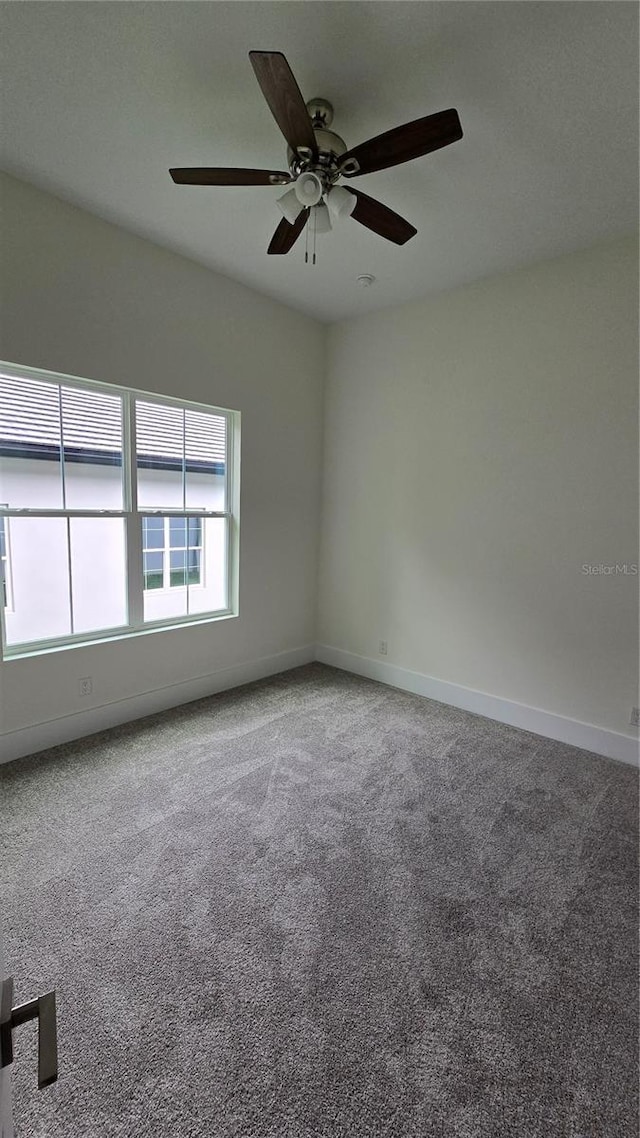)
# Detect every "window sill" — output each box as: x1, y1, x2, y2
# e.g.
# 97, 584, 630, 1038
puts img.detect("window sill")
2, 608, 238, 661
